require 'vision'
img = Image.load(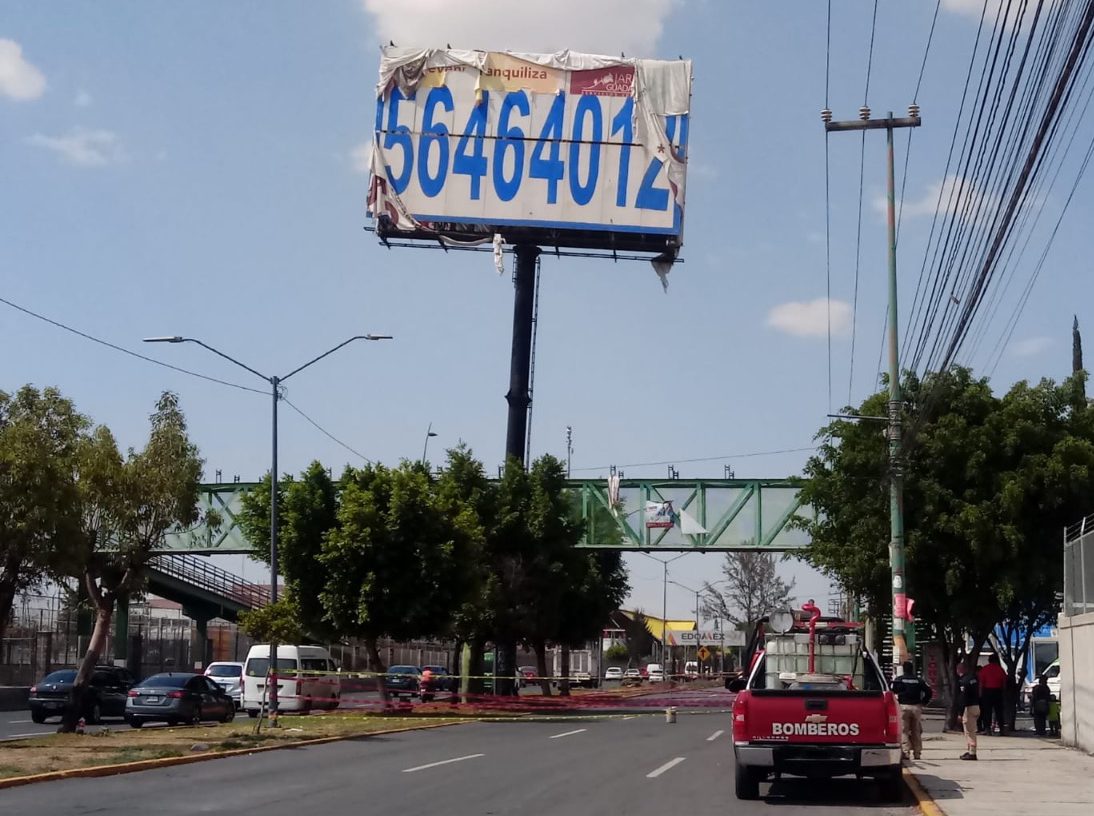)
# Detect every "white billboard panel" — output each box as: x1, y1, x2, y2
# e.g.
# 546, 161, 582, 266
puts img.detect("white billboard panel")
368, 48, 692, 254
